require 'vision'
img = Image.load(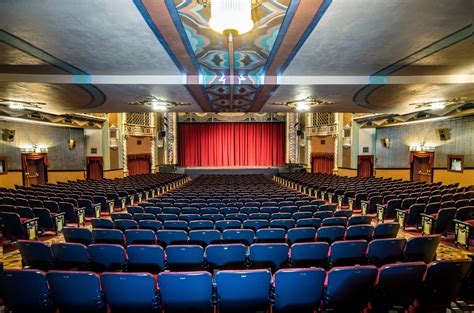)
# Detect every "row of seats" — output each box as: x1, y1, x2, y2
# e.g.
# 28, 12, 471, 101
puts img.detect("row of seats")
18, 235, 440, 273
62, 223, 400, 247
98, 213, 368, 229
4, 259, 472, 313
